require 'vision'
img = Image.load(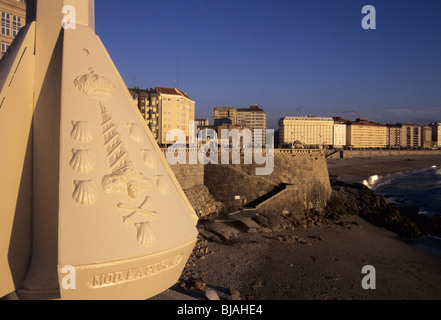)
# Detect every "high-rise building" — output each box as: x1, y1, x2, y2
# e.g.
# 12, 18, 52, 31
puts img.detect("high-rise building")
213, 107, 238, 125
333, 117, 347, 148
430, 122, 441, 148
400, 123, 421, 148
346, 118, 387, 149
0, 0, 26, 58
386, 123, 422, 148
130, 87, 195, 146
279, 116, 334, 147
212, 105, 267, 146
387, 124, 401, 148
237, 105, 267, 144
421, 126, 434, 149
